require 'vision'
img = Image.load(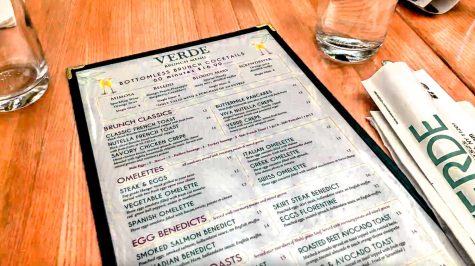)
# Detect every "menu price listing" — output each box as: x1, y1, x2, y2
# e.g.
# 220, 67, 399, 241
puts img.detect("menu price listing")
69, 26, 462, 265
